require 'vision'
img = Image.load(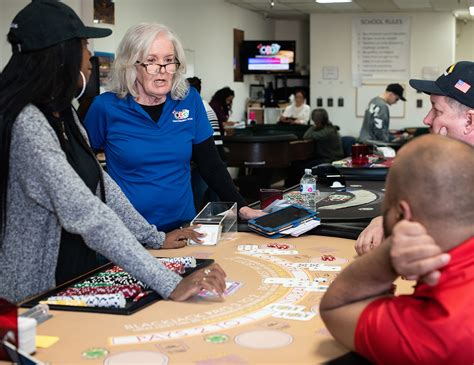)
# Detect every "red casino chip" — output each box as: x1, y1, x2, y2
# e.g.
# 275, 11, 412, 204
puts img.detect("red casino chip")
321, 254, 336, 262
163, 262, 185, 274
267, 243, 290, 250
